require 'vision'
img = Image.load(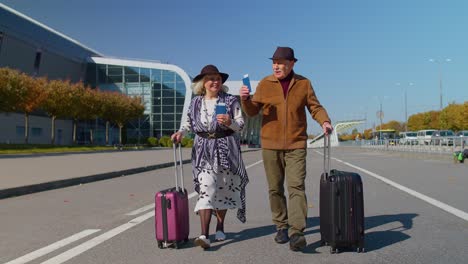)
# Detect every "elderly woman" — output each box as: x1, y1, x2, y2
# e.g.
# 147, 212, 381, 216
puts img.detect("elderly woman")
171, 64, 248, 249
